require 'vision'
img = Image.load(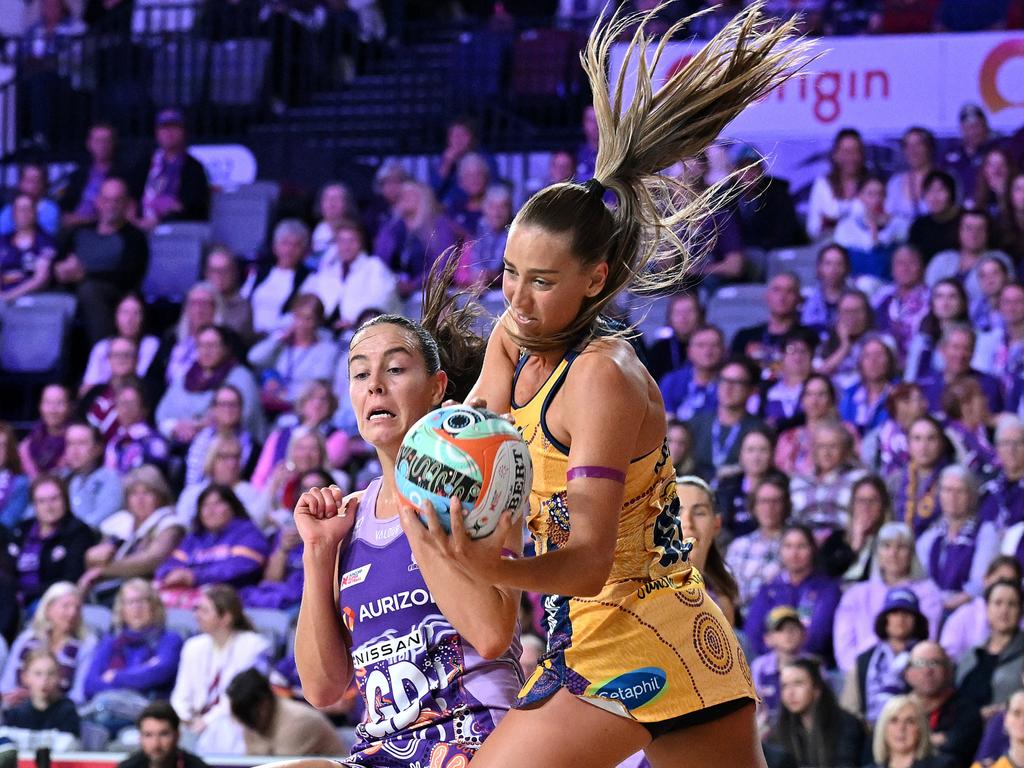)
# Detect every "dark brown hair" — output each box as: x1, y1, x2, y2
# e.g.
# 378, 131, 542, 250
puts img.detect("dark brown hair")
354, 254, 486, 402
